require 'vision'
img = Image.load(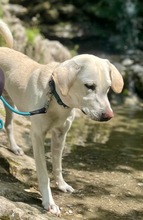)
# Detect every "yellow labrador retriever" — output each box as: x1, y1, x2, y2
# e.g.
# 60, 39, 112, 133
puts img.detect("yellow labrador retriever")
0, 20, 124, 216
